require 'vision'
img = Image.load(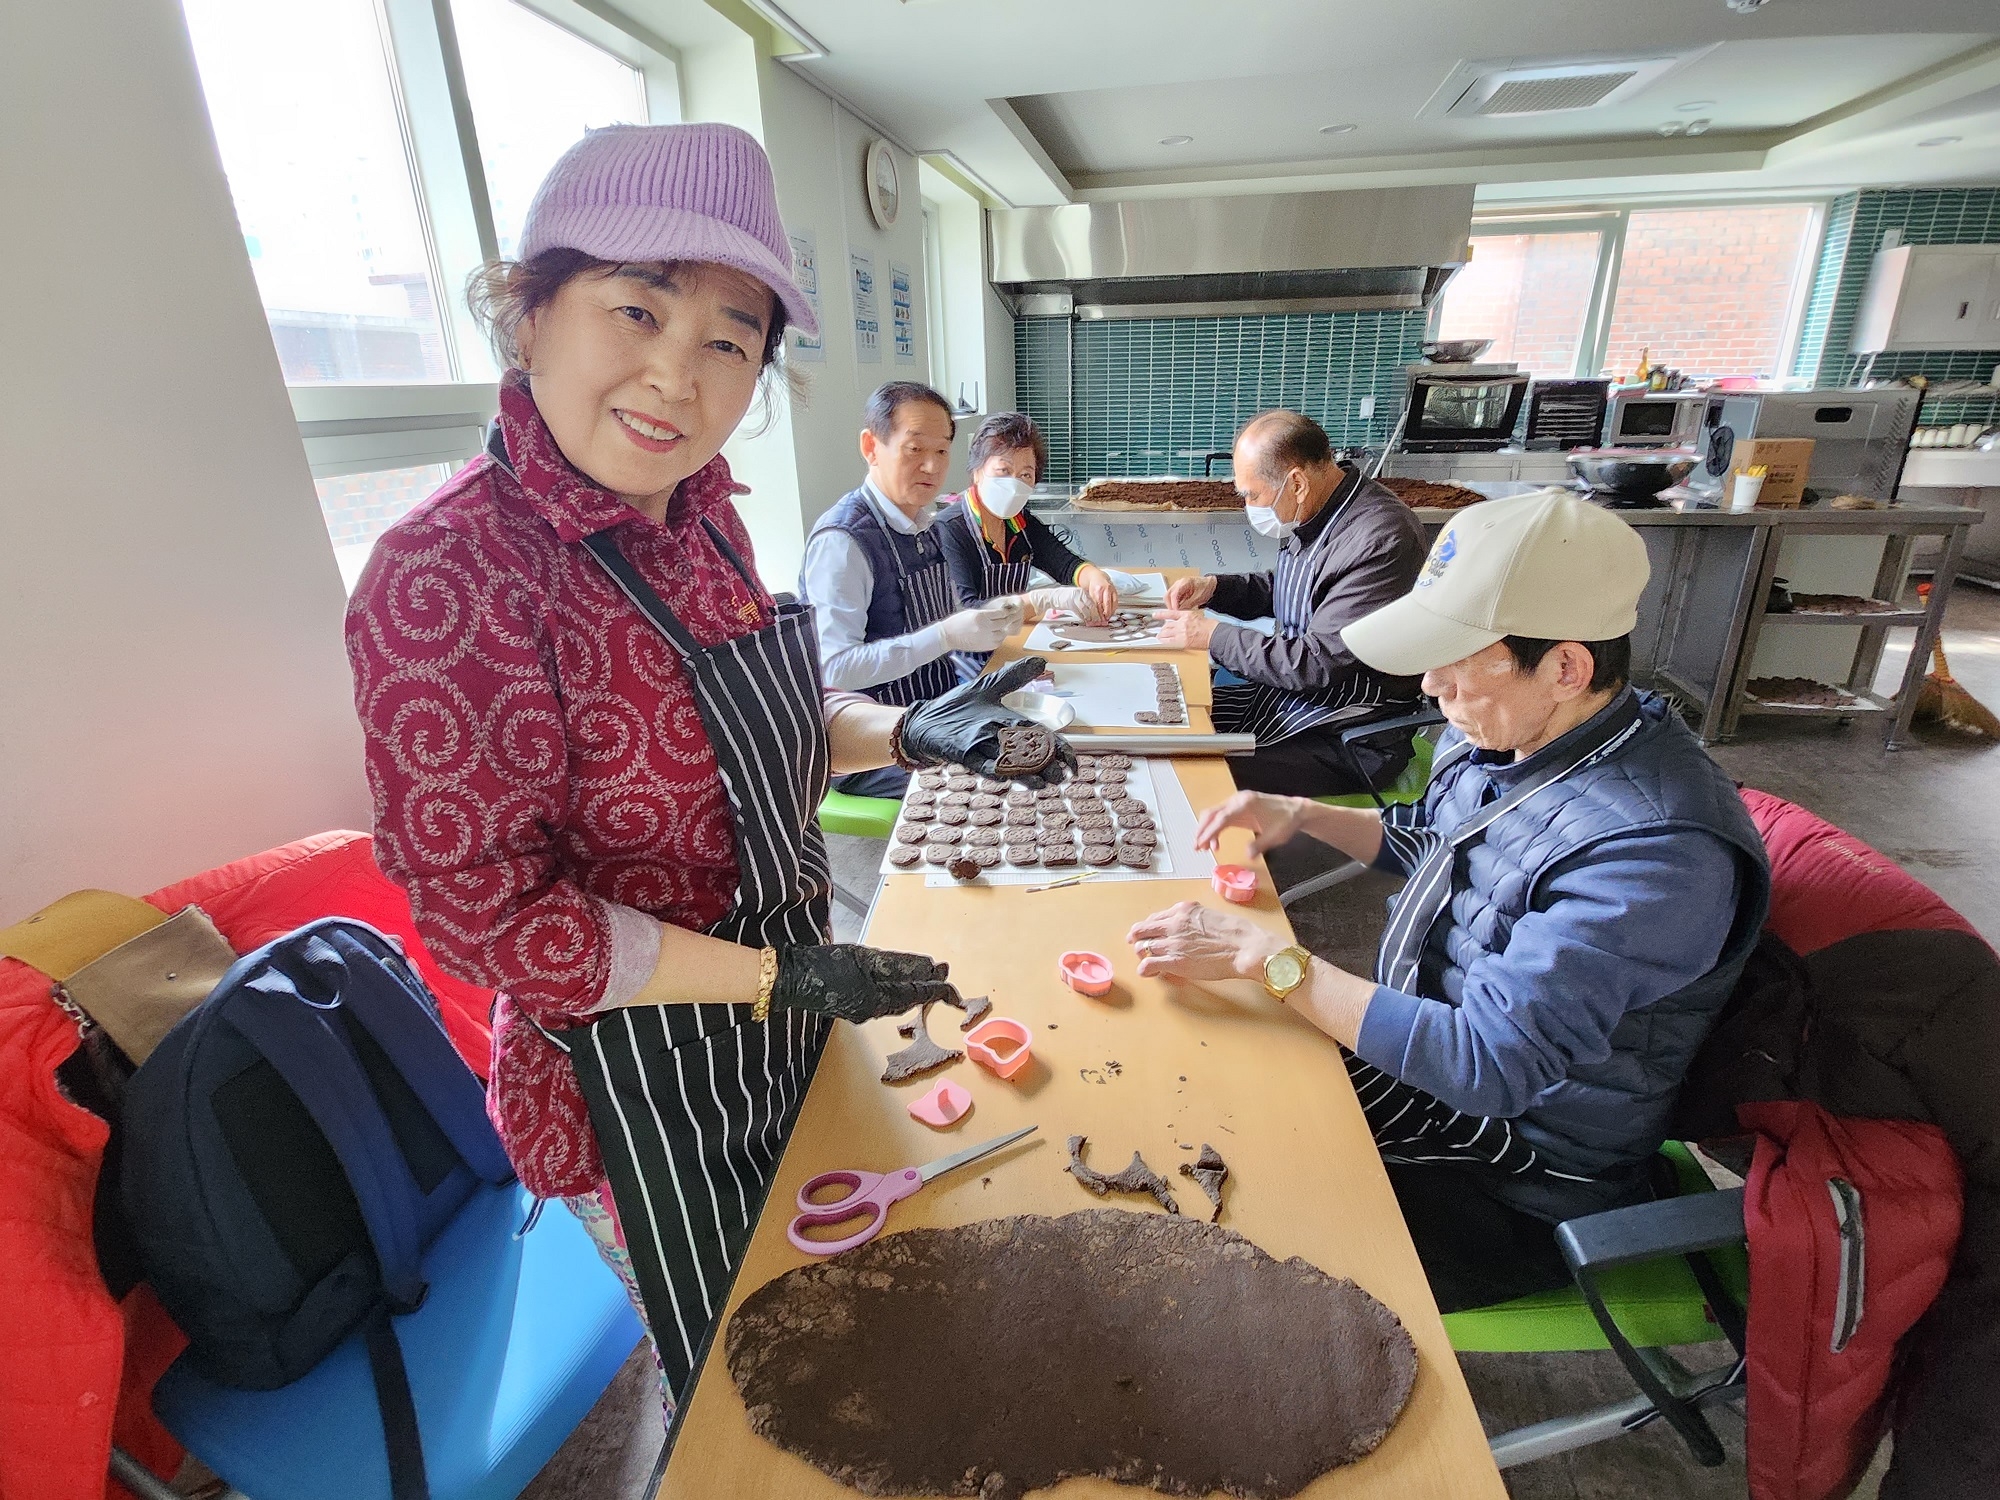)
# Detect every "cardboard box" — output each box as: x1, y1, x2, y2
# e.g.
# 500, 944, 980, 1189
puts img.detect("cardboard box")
1726, 438, 1815, 508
